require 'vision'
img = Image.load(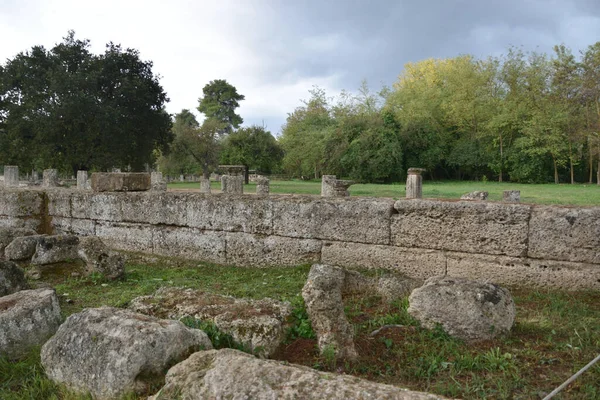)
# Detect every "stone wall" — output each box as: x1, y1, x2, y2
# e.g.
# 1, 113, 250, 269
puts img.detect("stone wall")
0, 187, 598, 290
